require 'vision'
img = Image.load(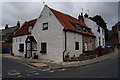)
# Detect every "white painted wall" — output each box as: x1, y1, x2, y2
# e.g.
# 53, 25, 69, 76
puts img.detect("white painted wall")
32, 5, 83, 62
66, 31, 83, 57
32, 5, 65, 62
12, 35, 27, 57
84, 18, 105, 47
12, 5, 84, 62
